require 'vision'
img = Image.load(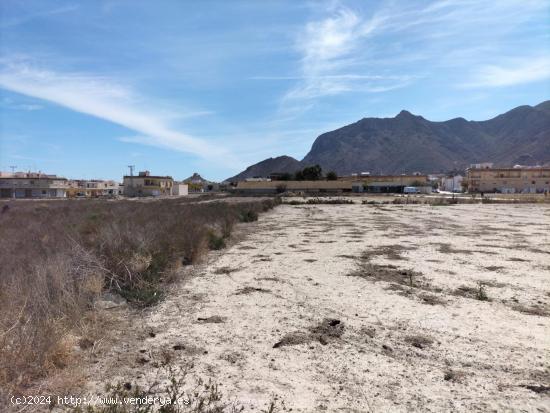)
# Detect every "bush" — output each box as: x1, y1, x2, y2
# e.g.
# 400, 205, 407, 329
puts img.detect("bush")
0, 197, 279, 399
208, 231, 226, 250
239, 209, 258, 222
